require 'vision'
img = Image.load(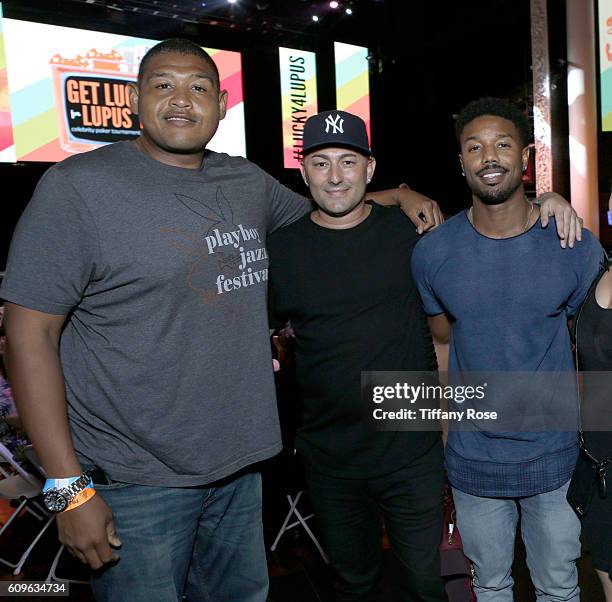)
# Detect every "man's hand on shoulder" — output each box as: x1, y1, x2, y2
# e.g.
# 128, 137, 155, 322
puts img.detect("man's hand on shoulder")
57, 494, 121, 569
396, 183, 444, 234
536, 192, 583, 249
368, 183, 444, 234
